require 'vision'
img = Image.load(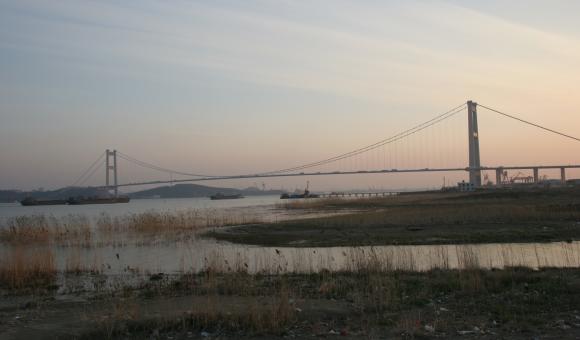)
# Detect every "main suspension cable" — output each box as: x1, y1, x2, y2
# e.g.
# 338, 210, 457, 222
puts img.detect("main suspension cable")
116, 151, 220, 178
479, 104, 580, 143
71, 151, 105, 187
259, 103, 467, 175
